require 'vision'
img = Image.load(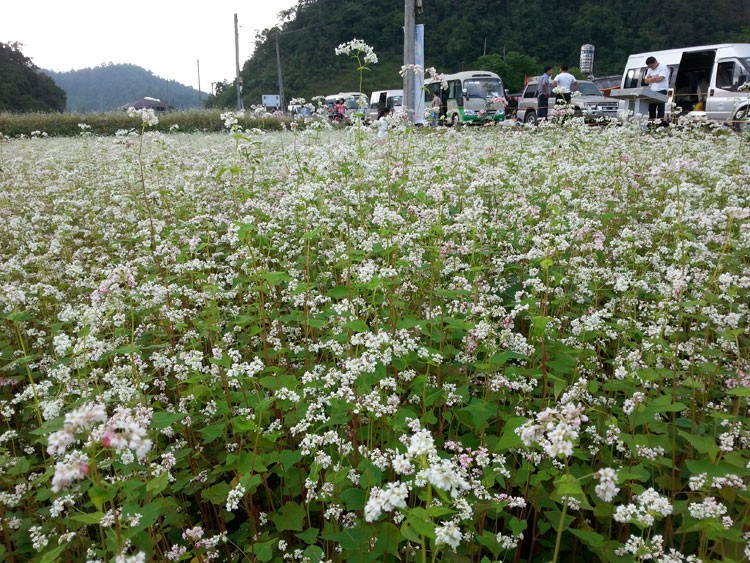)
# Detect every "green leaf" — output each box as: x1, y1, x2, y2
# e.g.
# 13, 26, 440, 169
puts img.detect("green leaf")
197, 420, 227, 442
304, 545, 324, 562
69, 511, 106, 525
88, 484, 116, 512
279, 449, 303, 471
268, 501, 306, 532
340, 487, 366, 510
552, 474, 593, 509
150, 411, 187, 430
456, 398, 497, 431
39, 545, 66, 563
296, 527, 320, 544
201, 482, 231, 505
253, 538, 276, 562
344, 319, 369, 332
403, 512, 435, 538
146, 471, 169, 495
678, 430, 719, 461
262, 271, 292, 285
494, 417, 526, 452
327, 285, 350, 299
646, 395, 688, 413
569, 528, 605, 548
